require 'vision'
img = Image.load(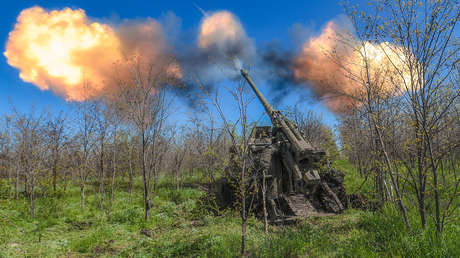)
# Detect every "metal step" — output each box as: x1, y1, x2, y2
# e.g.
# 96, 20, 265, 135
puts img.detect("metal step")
283, 194, 318, 217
